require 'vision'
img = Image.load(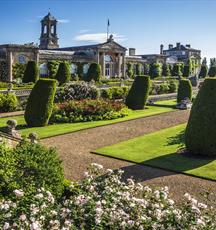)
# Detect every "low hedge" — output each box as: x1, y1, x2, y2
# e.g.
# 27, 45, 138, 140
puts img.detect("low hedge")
125, 75, 150, 110
100, 86, 129, 100
177, 79, 192, 103
24, 78, 56, 127
0, 93, 18, 112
